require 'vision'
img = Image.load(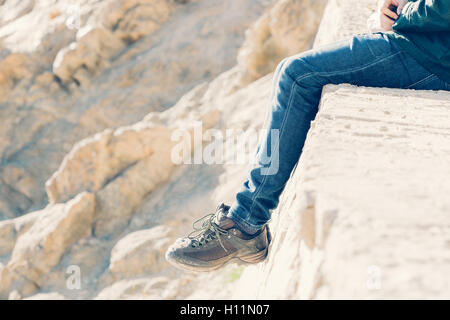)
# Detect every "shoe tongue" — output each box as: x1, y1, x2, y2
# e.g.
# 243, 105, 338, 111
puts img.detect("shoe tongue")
213, 203, 234, 229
